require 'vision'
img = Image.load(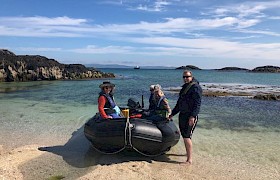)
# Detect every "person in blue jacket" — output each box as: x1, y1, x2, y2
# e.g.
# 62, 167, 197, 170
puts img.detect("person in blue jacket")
169, 70, 202, 165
